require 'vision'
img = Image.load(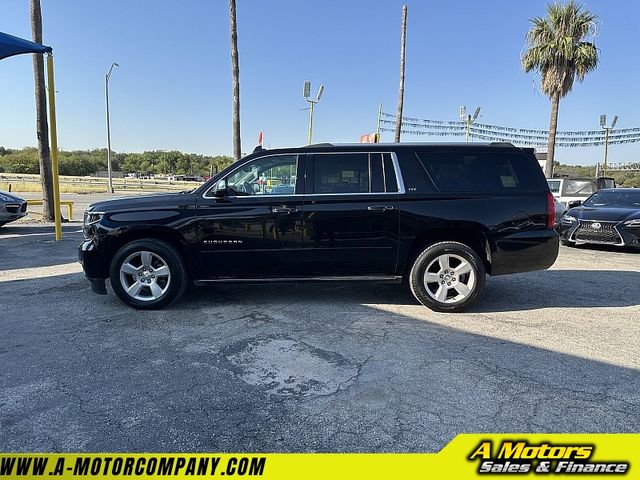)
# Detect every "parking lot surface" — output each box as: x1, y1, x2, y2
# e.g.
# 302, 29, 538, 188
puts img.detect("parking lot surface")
1, 221, 639, 452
